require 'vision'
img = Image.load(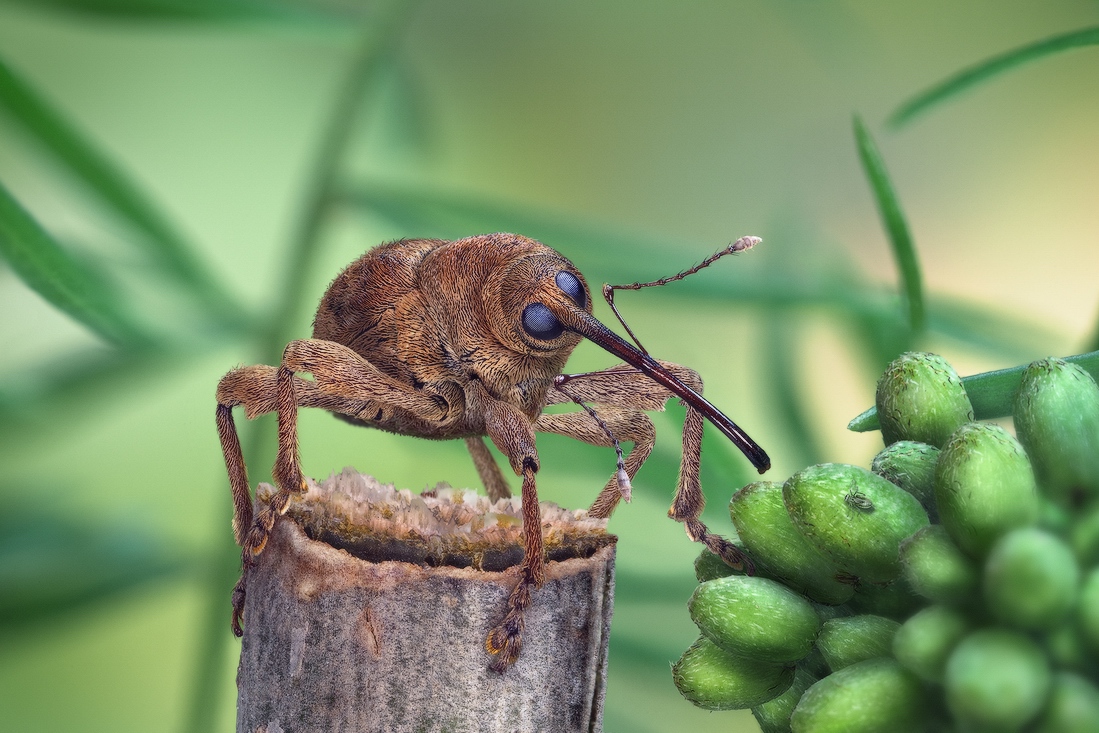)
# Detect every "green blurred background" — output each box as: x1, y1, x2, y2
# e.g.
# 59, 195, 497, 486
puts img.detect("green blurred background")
0, 1, 1096, 731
